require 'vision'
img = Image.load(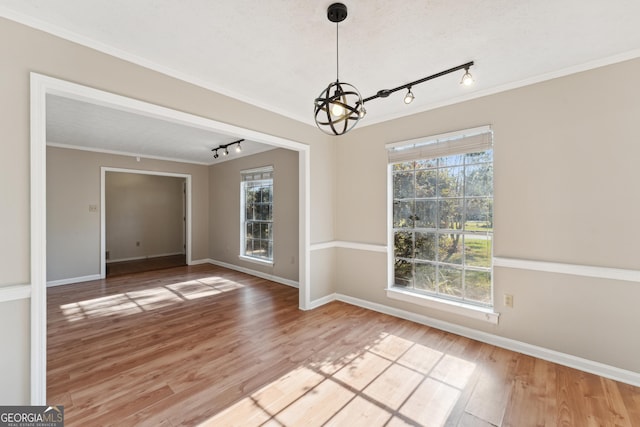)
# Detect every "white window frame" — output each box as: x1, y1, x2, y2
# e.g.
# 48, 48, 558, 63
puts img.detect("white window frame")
240, 166, 274, 266
386, 126, 499, 324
